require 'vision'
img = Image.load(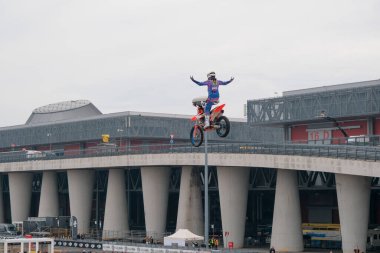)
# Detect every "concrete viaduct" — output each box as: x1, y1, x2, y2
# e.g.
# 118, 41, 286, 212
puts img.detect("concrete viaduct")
0, 143, 379, 253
